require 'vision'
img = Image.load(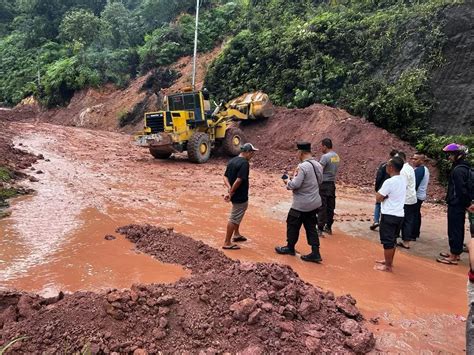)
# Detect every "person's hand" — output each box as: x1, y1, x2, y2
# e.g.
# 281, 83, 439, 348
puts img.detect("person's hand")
293, 166, 299, 177
224, 194, 230, 202
468, 204, 474, 213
